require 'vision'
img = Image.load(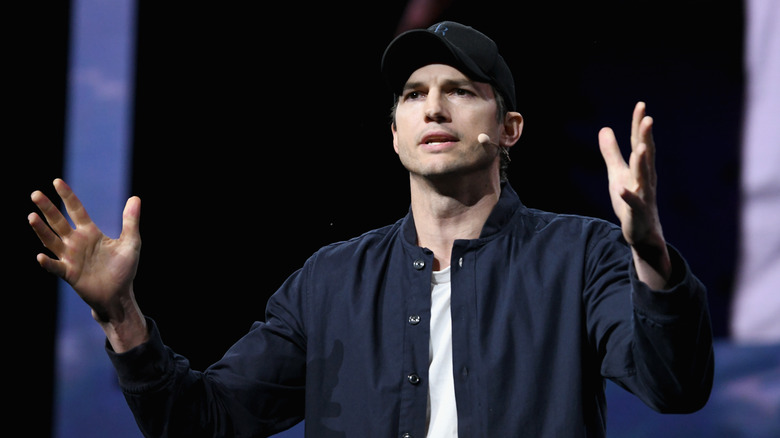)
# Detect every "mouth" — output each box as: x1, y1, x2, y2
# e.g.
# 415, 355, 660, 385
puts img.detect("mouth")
420, 133, 459, 146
